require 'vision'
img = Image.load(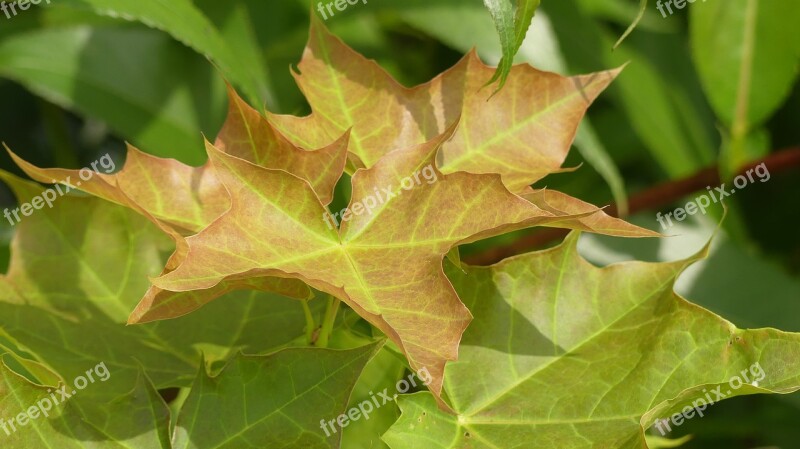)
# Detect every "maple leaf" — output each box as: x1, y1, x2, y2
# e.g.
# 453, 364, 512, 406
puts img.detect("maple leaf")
1, 5, 798, 449
139, 123, 656, 401
7, 86, 357, 317
6, 21, 655, 404
383, 232, 800, 448
173, 343, 382, 448
0, 170, 373, 449
270, 16, 620, 192
0, 358, 171, 449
